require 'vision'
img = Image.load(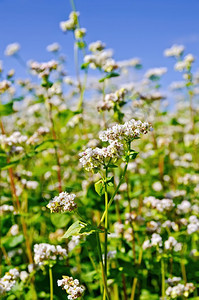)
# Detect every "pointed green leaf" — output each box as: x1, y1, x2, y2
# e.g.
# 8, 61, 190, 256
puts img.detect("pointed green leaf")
0, 102, 15, 117
99, 72, 120, 83
62, 220, 86, 238
94, 179, 105, 196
